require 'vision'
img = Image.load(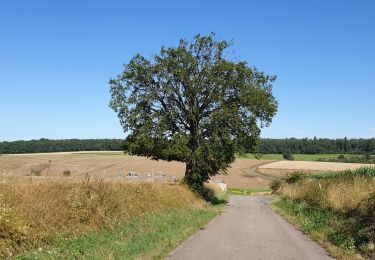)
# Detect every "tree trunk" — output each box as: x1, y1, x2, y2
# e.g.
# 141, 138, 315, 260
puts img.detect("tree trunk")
184, 133, 199, 185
